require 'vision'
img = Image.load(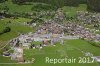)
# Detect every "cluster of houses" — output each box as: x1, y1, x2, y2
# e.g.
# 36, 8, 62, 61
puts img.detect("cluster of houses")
8, 17, 64, 62
64, 22, 100, 42
76, 11, 100, 24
